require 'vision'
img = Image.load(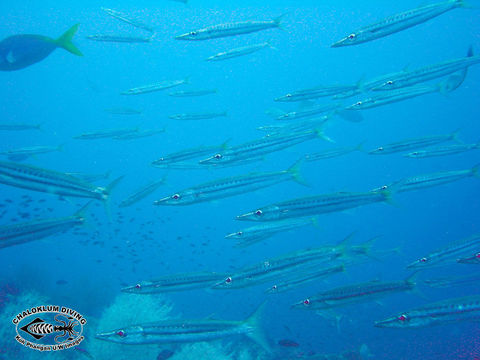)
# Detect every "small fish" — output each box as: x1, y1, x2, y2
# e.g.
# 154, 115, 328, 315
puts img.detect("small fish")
113, 129, 165, 140
304, 143, 363, 161
375, 295, 480, 328
121, 79, 188, 95
404, 142, 480, 158
0, 123, 42, 131
169, 111, 227, 120
86, 34, 153, 43
101, 7, 155, 33
74, 128, 138, 140
277, 103, 340, 120
176, 15, 285, 41
332, 0, 467, 47
0, 145, 63, 159
168, 89, 217, 97
275, 83, 360, 102
0, 24, 82, 71
206, 42, 274, 61
151, 142, 229, 168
